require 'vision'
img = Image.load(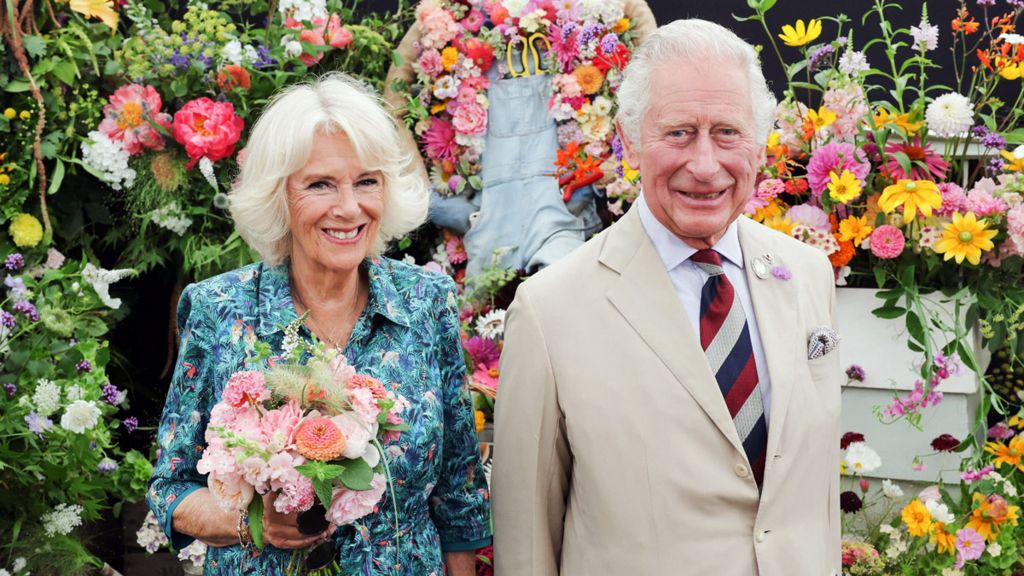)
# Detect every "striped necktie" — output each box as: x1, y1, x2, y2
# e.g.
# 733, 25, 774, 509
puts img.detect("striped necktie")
691, 249, 768, 488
